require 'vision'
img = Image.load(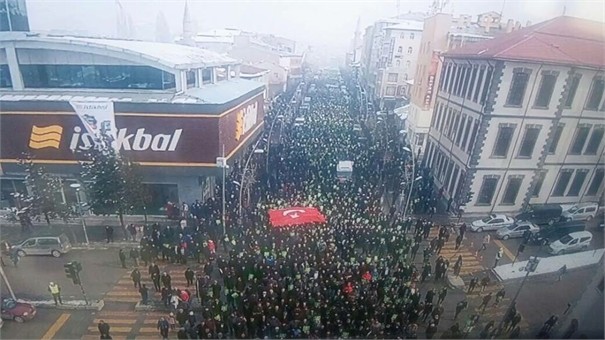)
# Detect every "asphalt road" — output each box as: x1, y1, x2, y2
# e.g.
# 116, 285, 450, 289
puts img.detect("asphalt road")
1, 248, 125, 301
